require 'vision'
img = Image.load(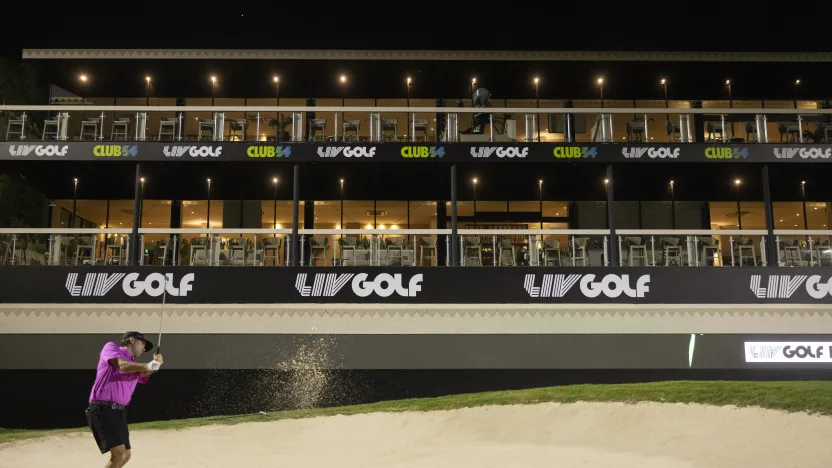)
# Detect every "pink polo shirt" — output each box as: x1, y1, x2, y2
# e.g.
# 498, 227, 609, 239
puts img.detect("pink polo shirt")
88, 342, 149, 406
